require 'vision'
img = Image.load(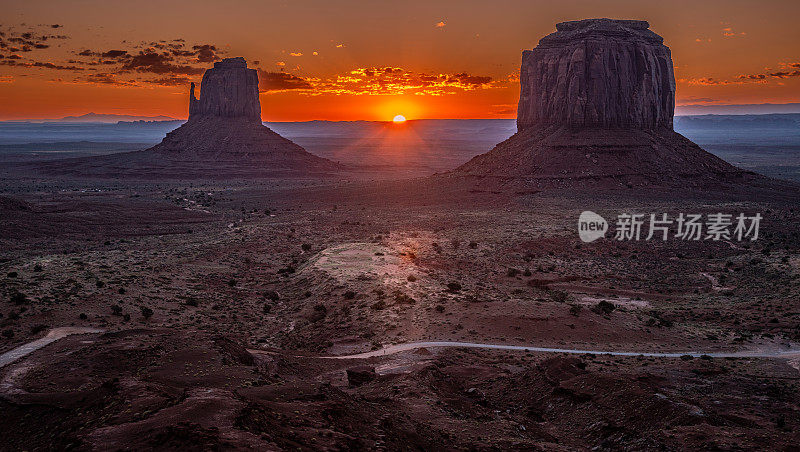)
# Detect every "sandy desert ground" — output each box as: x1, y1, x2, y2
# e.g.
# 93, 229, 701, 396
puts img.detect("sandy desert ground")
1, 174, 799, 450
